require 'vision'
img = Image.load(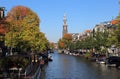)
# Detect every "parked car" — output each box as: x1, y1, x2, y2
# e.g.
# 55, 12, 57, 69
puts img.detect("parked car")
106, 56, 120, 68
